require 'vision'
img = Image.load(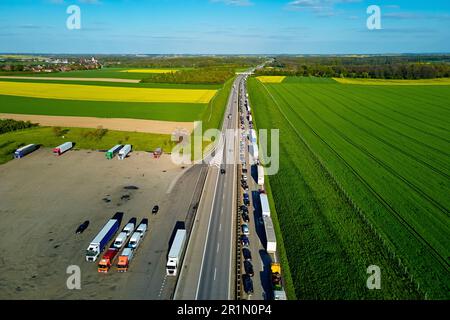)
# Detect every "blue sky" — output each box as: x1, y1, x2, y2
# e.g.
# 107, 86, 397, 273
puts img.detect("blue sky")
0, 0, 449, 54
